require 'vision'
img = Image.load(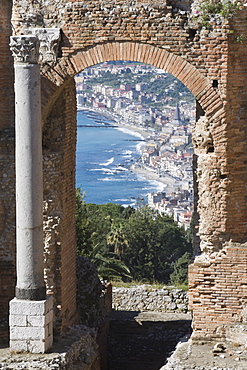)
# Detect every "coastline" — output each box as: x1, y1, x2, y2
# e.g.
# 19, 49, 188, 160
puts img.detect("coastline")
78, 106, 151, 139
113, 121, 151, 140
131, 165, 175, 193
110, 119, 175, 192
78, 107, 171, 194
106, 120, 170, 191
